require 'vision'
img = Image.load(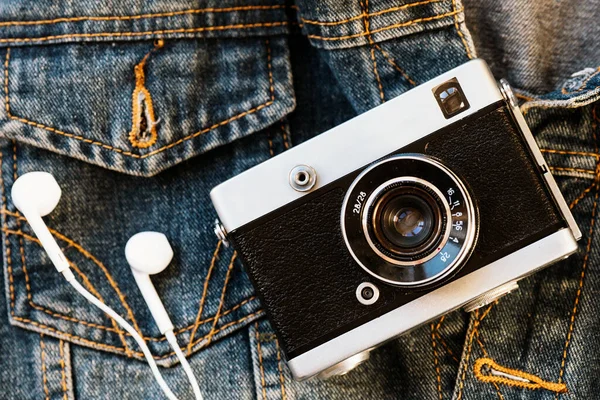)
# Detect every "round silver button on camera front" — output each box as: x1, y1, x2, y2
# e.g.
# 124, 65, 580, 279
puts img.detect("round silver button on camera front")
317, 350, 372, 380
356, 282, 380, 305
289, 165, 317, 192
